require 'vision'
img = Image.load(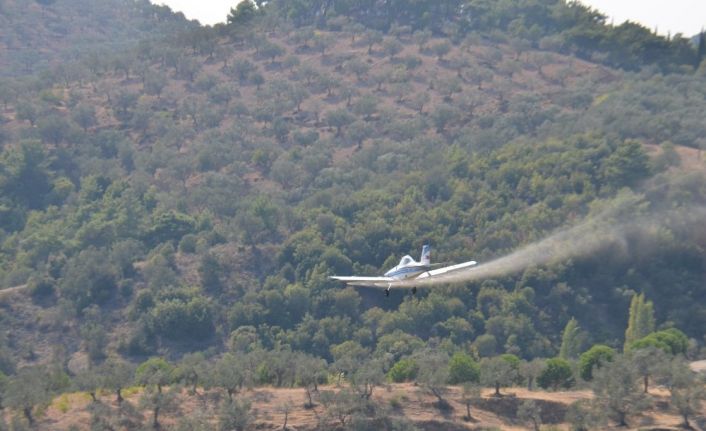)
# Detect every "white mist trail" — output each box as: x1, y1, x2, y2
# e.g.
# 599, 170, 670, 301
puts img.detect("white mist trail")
399, 198, 706, 287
